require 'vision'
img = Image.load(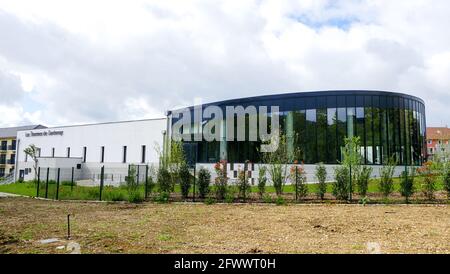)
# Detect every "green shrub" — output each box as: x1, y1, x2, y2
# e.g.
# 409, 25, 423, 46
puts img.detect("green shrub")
291, 165, 308, 200
237, 170, 251, 200
214, 161, 228, 200
399, 167, 415, 203
356, 166, 372, 197
315, 163, 327, 200
197, 168, 211, 199
179, 163, 191, 199
257, 166, 267, 198
157, 167, 172, 194
145, 175, 156, 196
333, 166, 350, 201
418, 162, 437, 200
275, 196, 286, 206
379, 157, 396, 198
204, 196, 216, 205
